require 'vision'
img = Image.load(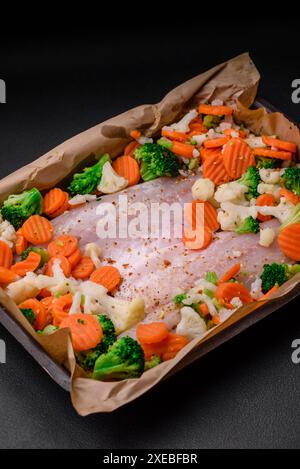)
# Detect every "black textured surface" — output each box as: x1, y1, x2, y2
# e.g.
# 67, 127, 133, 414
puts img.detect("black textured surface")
0, 20, 300, 449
